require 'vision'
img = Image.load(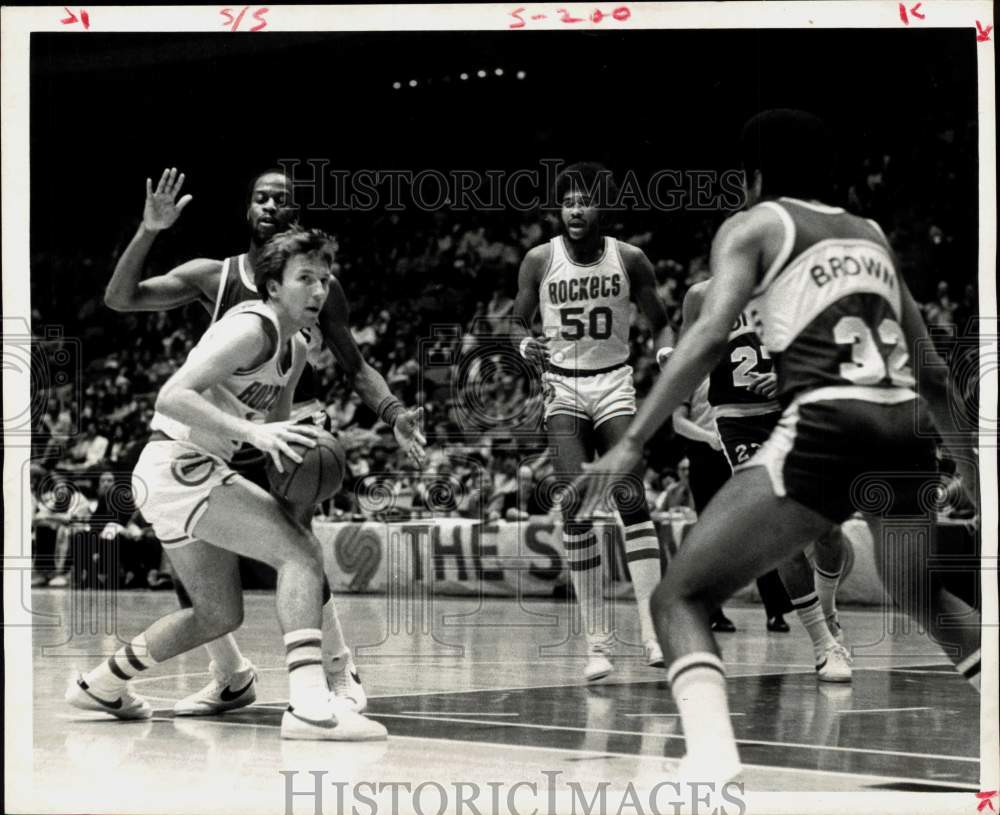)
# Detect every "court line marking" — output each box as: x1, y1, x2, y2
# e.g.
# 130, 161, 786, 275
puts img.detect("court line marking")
130, 717, 977, 791
624, 713, 746, 717
838, 706, 933, 715
386, 735, 978, 791
400, 711, 520, 716
369, 712, 980, 764
129, 665, 818, 697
